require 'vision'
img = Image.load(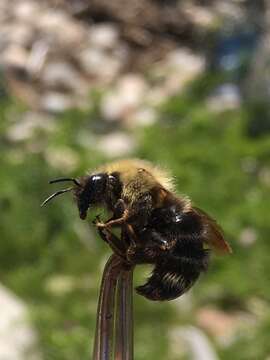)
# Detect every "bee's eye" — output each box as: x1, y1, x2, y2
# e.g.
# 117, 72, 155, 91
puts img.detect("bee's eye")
108, 175, 117, 185
90, 173, 107, 196
108, 174, 122, 197
92, 174, 104, 183
93, 175, 101, 180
